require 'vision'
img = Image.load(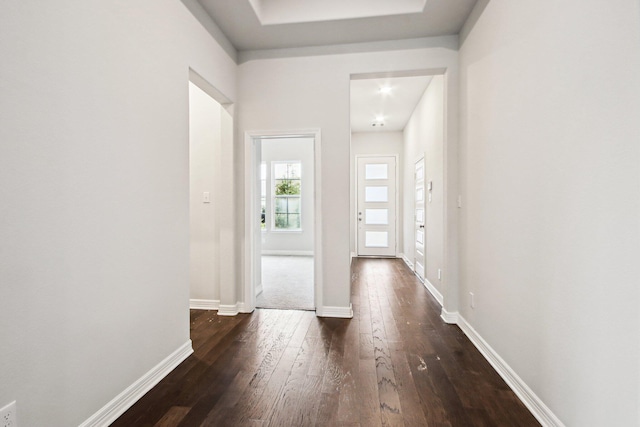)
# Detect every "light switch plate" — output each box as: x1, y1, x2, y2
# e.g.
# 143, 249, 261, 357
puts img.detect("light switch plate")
0, 401, 17, 427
